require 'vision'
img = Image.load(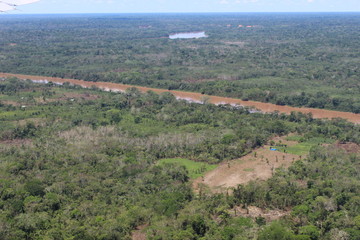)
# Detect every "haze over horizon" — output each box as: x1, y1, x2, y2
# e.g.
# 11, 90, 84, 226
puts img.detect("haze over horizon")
3, 0, 360, 14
